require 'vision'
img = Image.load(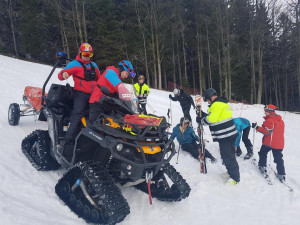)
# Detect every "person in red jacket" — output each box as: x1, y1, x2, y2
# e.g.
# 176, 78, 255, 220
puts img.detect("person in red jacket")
58, 43, 101, 146
89, 60, 136, 123
252, 104, 286, 182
